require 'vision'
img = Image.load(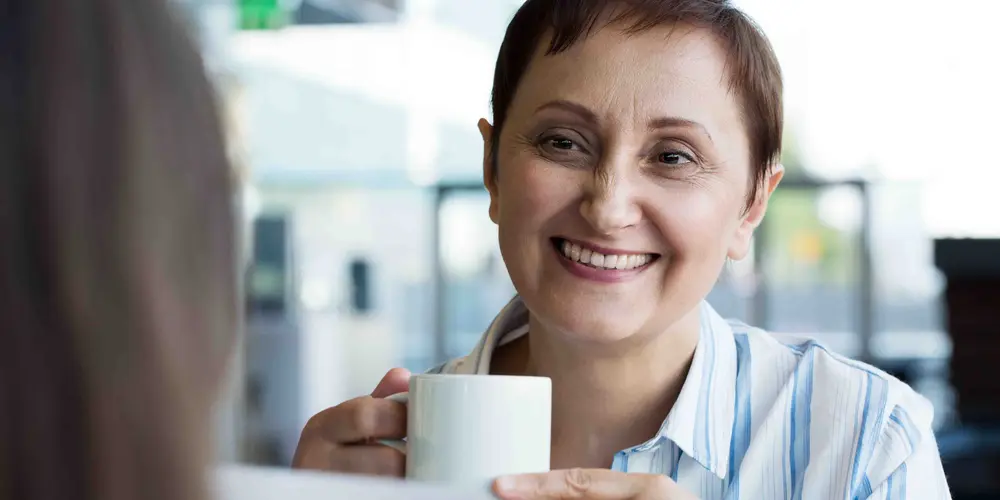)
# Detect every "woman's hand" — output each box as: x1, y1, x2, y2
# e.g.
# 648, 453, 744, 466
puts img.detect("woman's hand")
291, 368, 410, 476
493, 469, 699, 500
